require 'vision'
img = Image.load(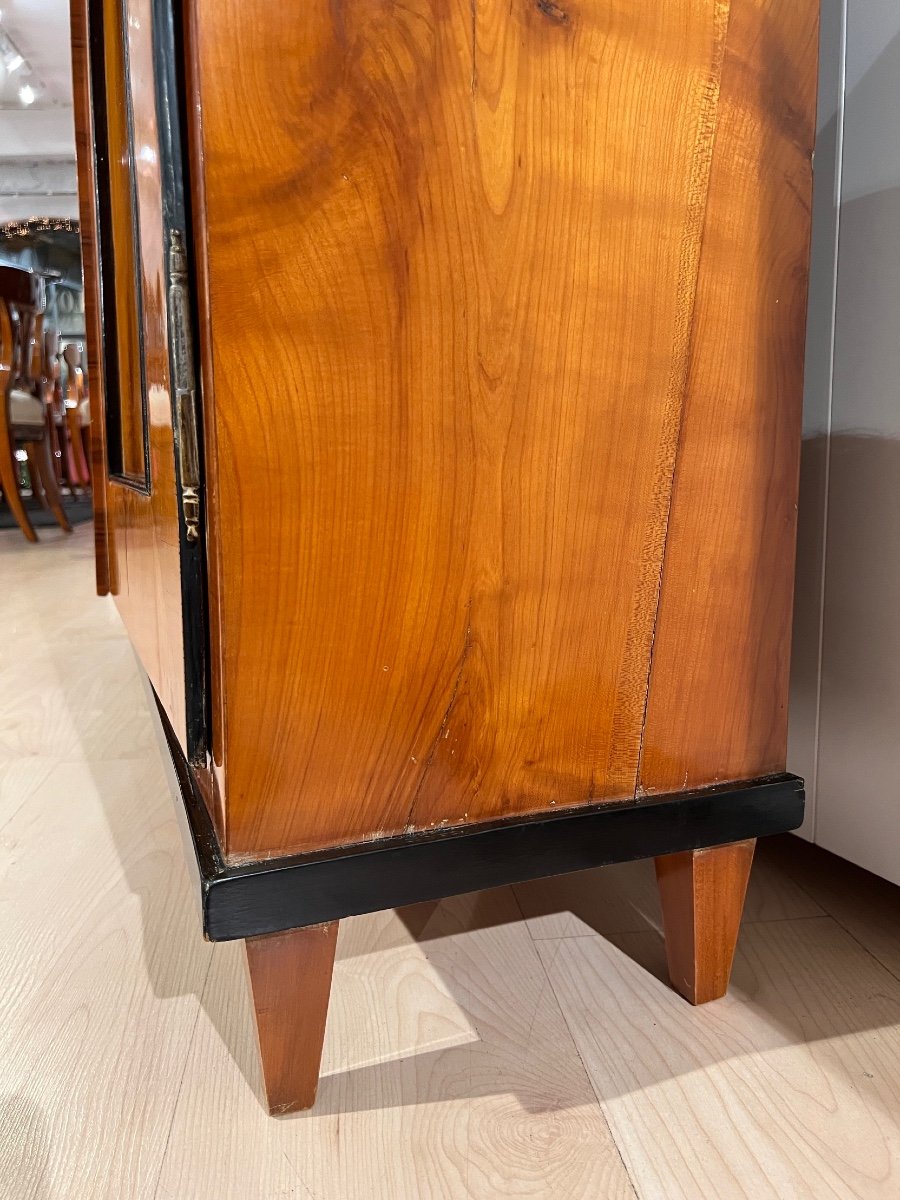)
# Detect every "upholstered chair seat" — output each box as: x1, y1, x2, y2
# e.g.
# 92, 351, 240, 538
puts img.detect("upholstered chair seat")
8, 387, 45, 434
